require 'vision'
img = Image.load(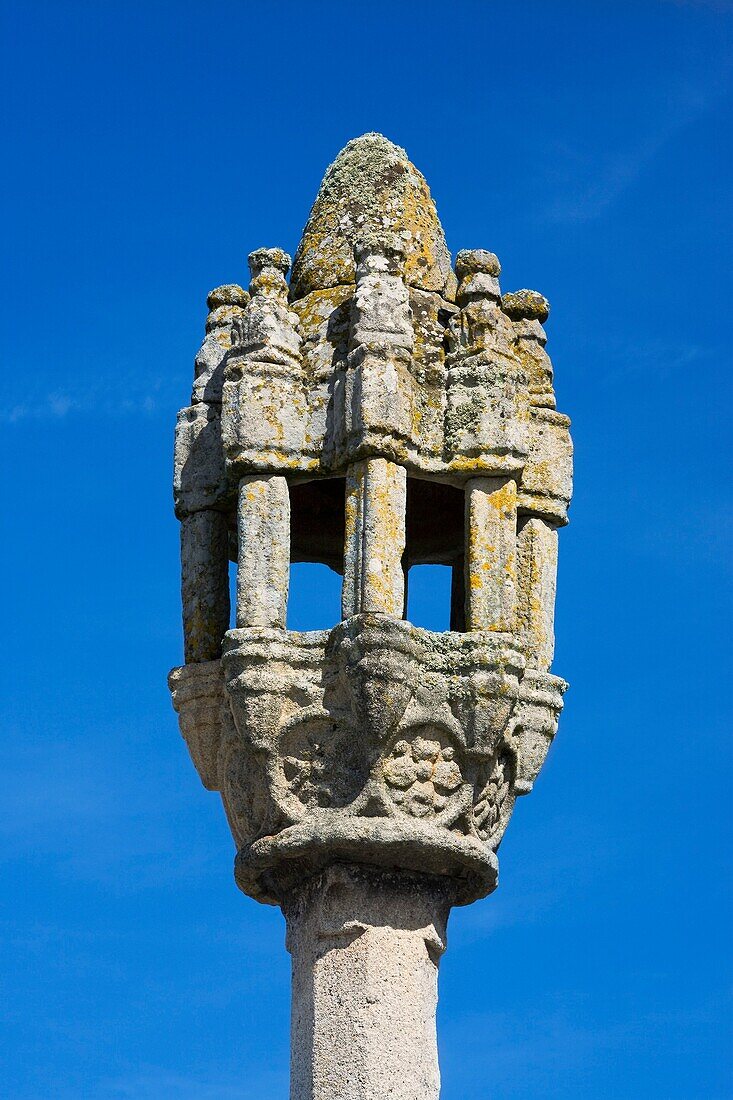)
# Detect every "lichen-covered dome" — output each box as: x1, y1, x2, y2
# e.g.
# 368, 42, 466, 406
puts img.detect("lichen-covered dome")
290, 133, 453, 299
